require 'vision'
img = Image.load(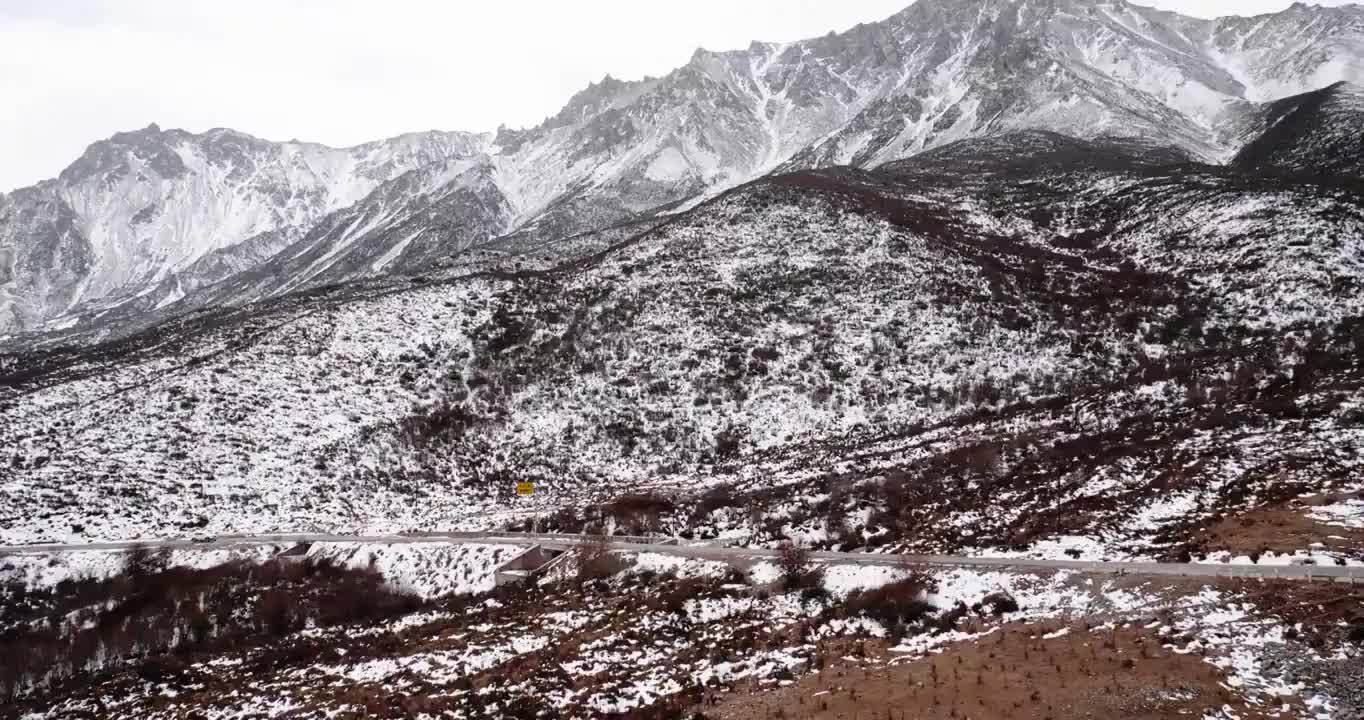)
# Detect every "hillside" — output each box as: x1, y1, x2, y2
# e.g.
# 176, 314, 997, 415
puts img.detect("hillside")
3, 131, 1362, 568
1233, 81, 1364, 177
